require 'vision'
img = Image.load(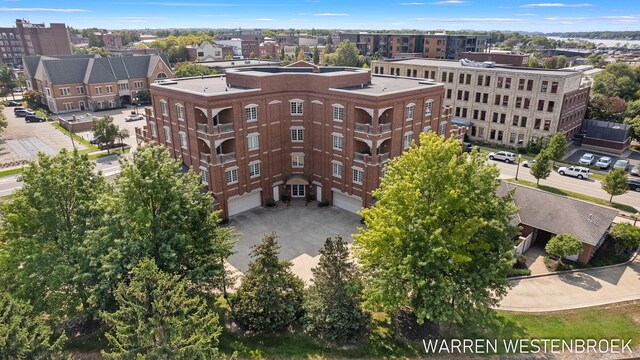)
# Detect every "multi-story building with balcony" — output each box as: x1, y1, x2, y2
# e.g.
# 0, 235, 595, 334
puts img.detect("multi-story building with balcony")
136, 61, 457, 218
372, 58, 590, 147
0, 27, 23, 65
339, 33, 489, 59
23, 54, 172, 114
